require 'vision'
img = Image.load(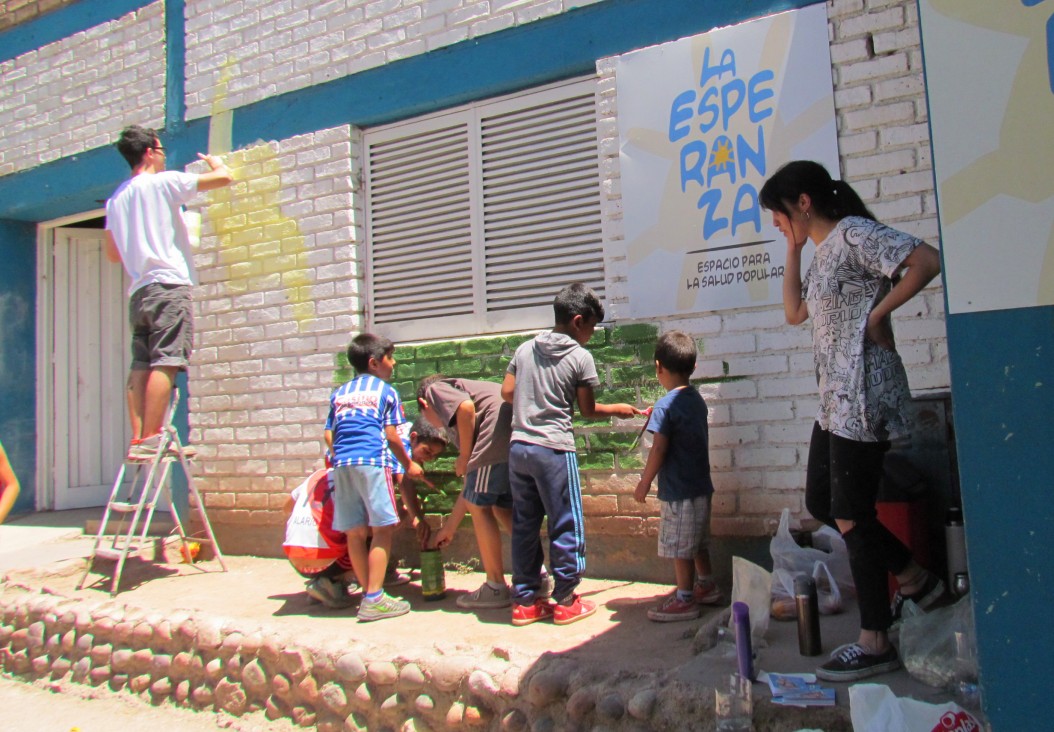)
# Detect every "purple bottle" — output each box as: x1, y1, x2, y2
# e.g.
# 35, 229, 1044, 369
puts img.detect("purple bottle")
732, 602, 755, 681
